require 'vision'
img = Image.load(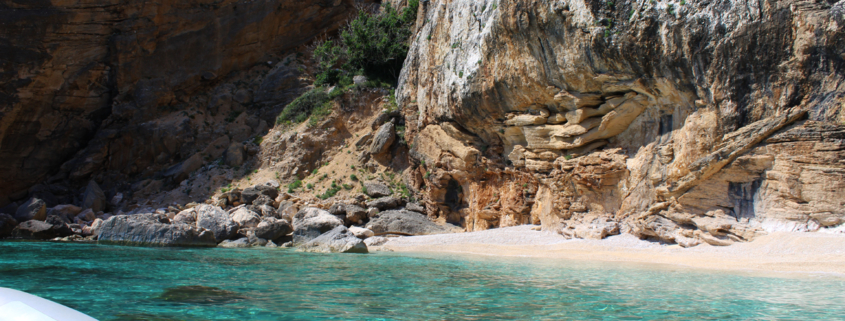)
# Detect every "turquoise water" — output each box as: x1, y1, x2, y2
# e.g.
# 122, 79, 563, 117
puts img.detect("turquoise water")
1, 241, 844, 320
